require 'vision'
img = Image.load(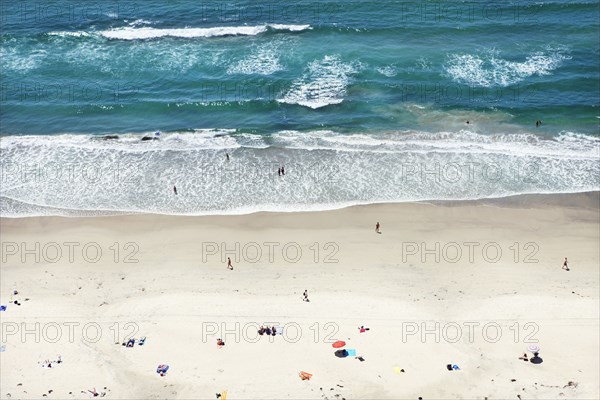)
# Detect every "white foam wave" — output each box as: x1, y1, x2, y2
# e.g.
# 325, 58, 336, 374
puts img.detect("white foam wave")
270, 24, 311, 31
0, 129, 242, 153
48, 31, 92, 38
227, 42, 283, 75
376, 65, 398, 77
127, 19, 154, 27
0, 45, 47, 72
269, 130, 600, 159
445, 48, 571, 87
2, 130, 598, 218
97, 24, 310, 40
278, 55, 360, 108
1, 130, 597, 159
